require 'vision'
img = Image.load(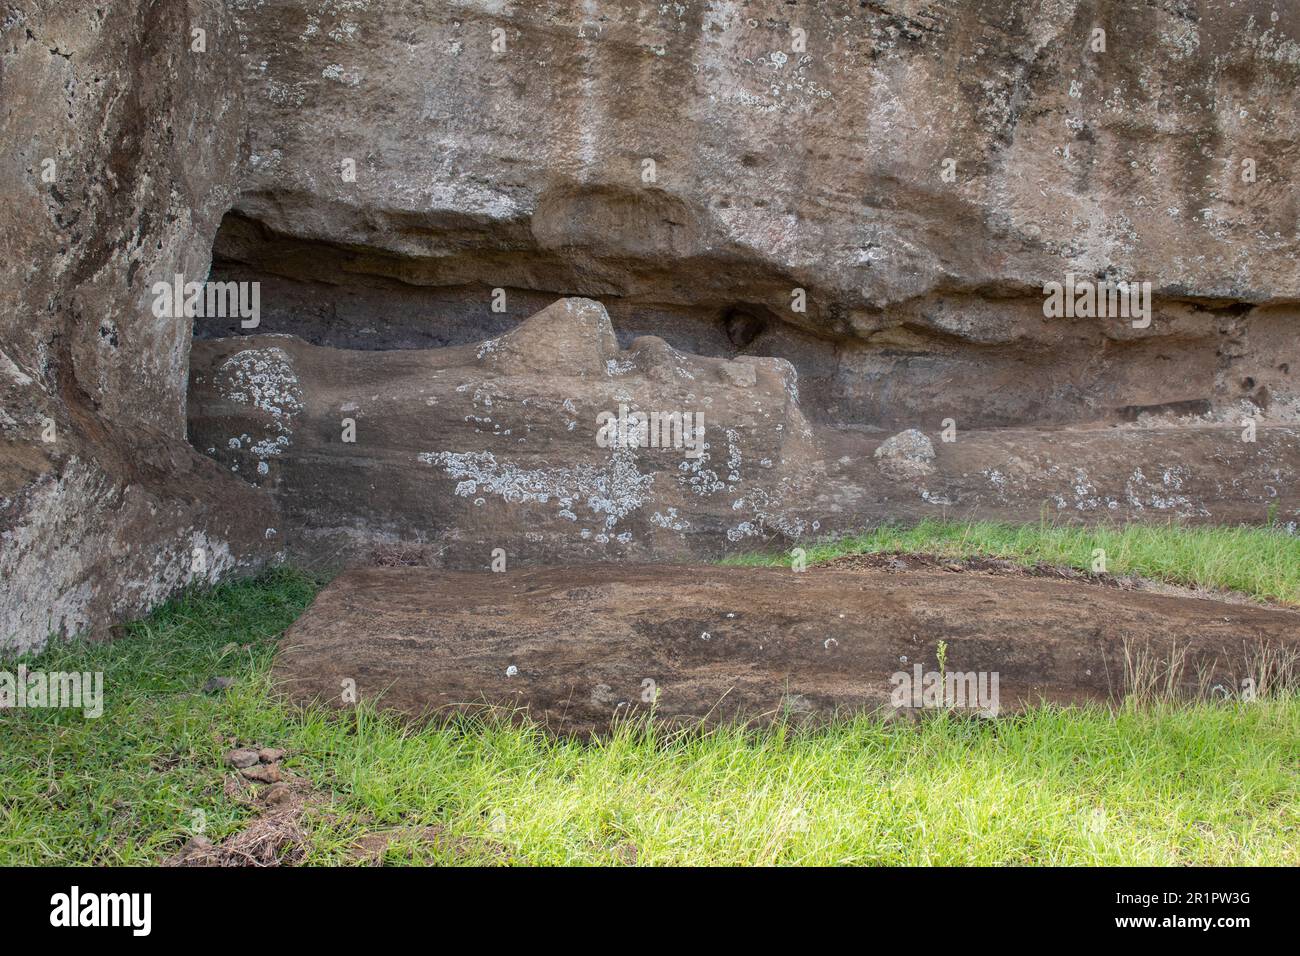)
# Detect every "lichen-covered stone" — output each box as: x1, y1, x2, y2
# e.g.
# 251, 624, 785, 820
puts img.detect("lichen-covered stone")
874, 429, 937, 481
190, 298, 1300, 565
